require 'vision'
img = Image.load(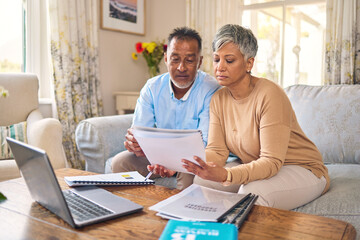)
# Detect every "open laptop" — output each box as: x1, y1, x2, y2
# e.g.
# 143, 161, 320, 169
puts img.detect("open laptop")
6, 137, 143, 228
